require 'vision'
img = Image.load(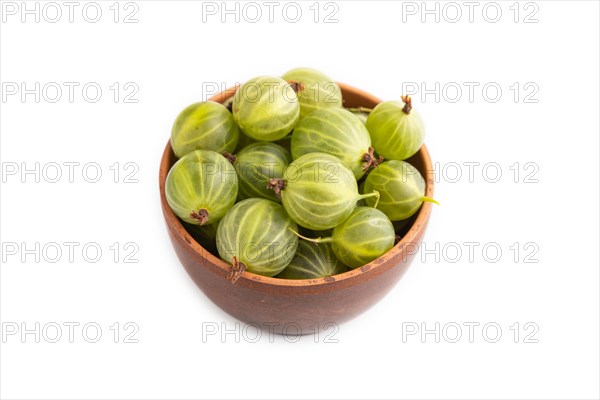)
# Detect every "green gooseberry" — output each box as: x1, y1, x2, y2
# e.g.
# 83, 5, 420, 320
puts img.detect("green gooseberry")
366, 95, 425, 161
232, 76, 300, 141
229, 142, 292, 202
277, 240, 347, 280
364, 160, 438, 221
171, 101, 239, 158
268, 153, 380, 230
281, 67, 343, 121
291, 108, 382, 180
165, 150, 238, 225
216, 198, 298, 282
290, 207, 395, 269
